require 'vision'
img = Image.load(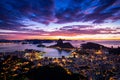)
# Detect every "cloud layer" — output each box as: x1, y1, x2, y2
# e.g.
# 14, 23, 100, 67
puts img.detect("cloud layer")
0, 0, 120, 40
